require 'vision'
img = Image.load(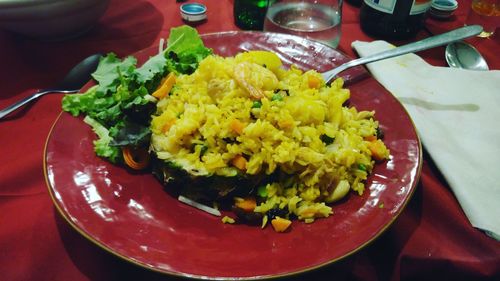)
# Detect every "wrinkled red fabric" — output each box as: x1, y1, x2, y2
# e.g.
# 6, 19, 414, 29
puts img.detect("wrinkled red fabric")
0, 1, 498, 280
